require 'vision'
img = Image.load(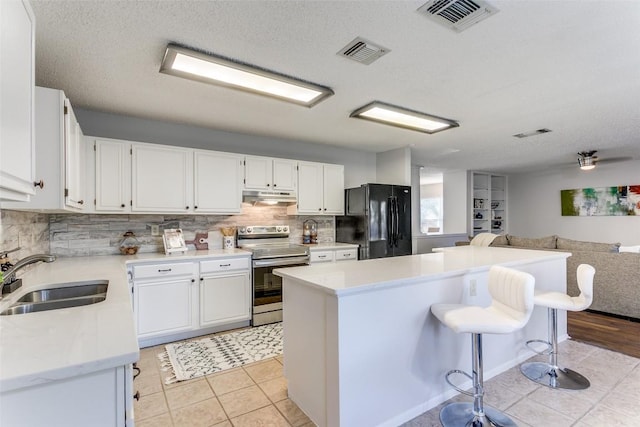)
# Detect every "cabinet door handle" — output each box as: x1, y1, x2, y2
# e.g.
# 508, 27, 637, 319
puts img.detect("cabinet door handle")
121, 203, 125, 208
133, 391, 140, 401
200, 277, 203, 281
191, 278, 195, 283
318, 208, 322, 211
323, 208, 326, 211
185, 206, 189, 210
266, 183, 270, 187
78, 200, 84, 205
273, 183, 277, 187
194, 206, 198, 209
318, 255, 327, 259
157, 268, 172, 273
33, 179, 44, 189
220, 263, 231, 267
